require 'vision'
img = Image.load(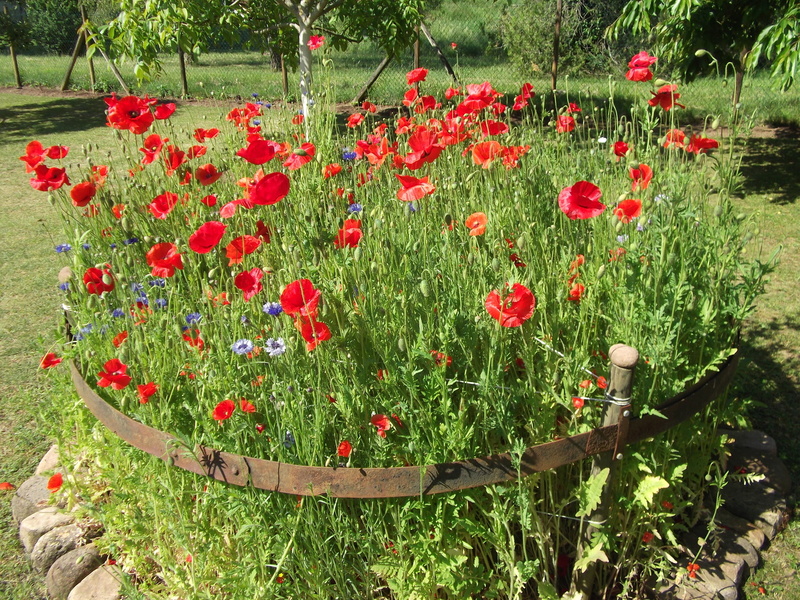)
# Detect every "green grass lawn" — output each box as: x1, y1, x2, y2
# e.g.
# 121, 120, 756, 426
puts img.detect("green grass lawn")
0, 89, 797, 598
